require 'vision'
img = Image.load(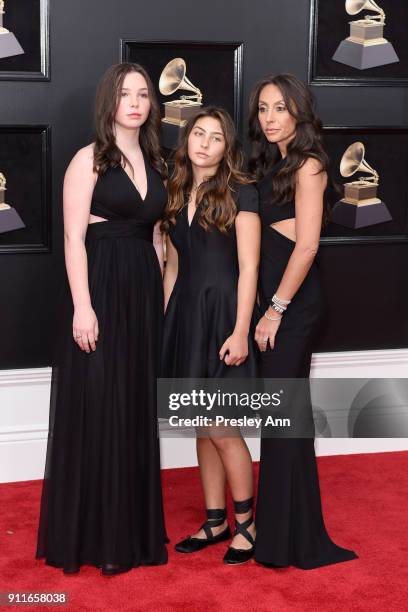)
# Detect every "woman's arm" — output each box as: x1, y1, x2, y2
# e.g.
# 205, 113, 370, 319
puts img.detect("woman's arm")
219, 211, 261, 366
163, 235, 178, 312
255, 157, 326, 351
153, 221, 164, 276
273, 158, 325, 300
63, 145, 98, 353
